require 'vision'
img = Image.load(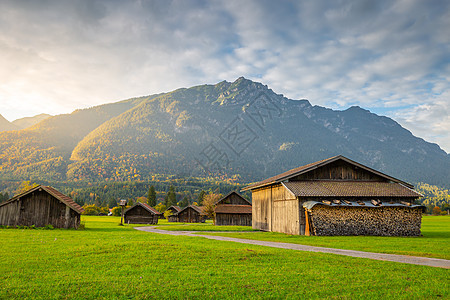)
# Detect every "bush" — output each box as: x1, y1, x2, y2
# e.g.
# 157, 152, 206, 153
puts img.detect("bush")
111, 206, 122, 216
82, 204, 100, 215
